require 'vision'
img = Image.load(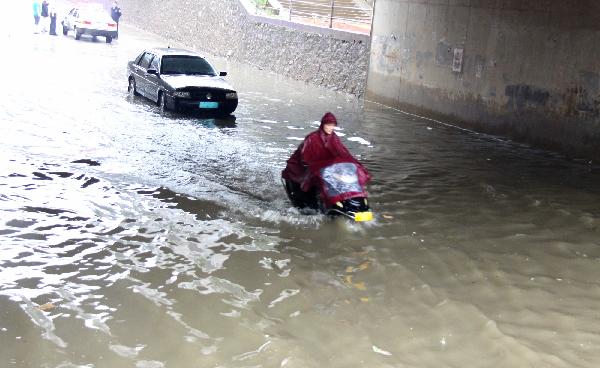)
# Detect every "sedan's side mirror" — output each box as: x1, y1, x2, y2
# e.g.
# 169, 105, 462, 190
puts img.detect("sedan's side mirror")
219, 71, 227, 77
147, 69, 158, 75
